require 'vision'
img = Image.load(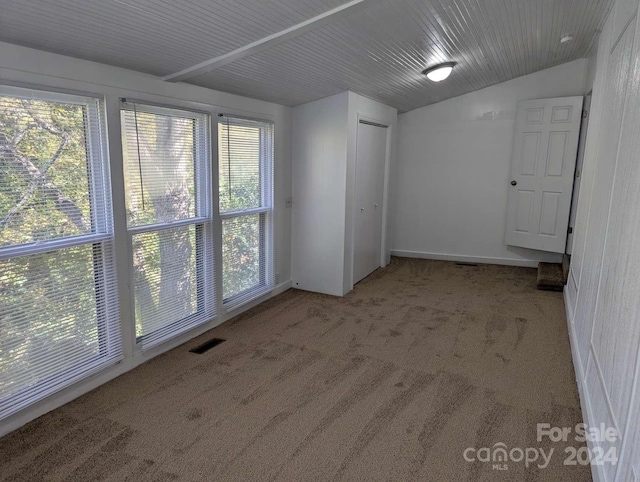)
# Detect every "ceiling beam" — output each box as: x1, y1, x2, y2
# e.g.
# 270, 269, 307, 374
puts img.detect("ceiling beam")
162, 0, 377, 82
